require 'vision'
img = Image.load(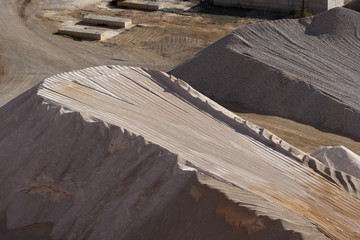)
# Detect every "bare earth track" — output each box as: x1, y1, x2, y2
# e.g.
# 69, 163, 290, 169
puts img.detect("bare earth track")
0, 0, 260, 106
222, 102, 360, 156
